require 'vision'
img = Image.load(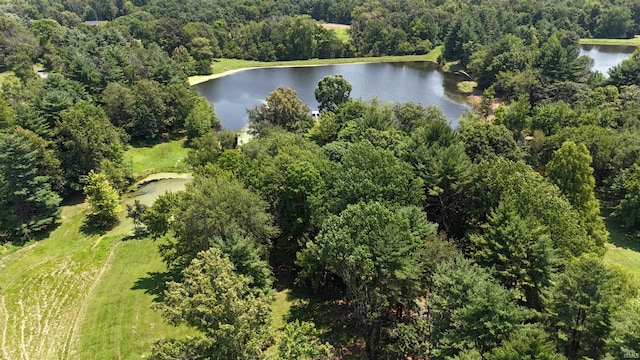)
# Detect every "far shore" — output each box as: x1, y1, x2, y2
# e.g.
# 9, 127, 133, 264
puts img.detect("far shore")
579, 36, 640, 46
188, 48, 443, 85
